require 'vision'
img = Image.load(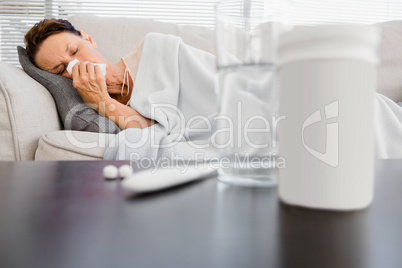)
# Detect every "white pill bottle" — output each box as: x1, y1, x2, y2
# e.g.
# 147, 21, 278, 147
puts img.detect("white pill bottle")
277, 25, 381, 210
